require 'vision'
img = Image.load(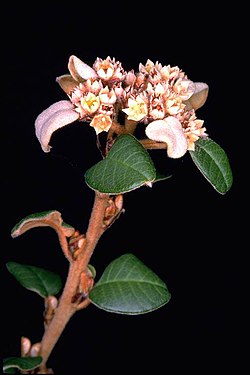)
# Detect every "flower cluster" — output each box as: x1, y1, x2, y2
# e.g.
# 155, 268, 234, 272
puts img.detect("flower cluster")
35, 55, 208, 157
